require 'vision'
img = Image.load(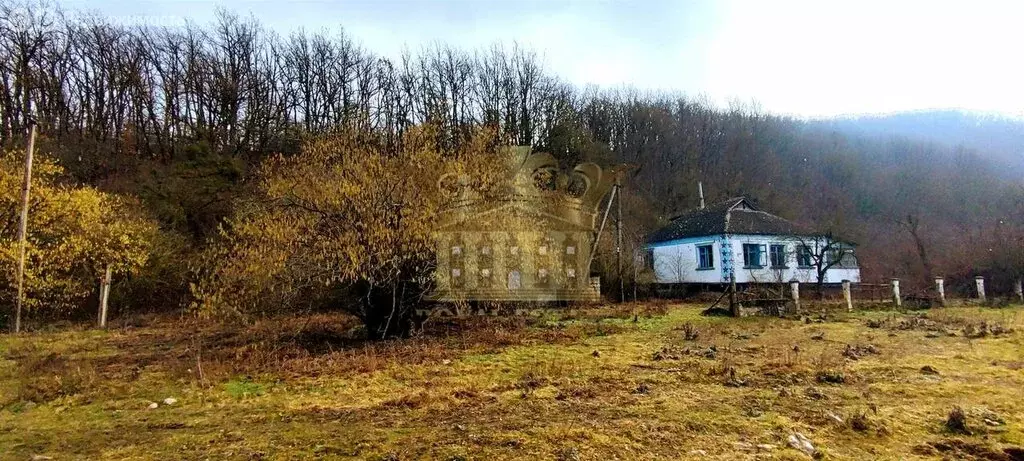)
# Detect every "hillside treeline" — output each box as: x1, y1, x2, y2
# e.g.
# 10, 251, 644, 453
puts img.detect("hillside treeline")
2, 2, 1022, 322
